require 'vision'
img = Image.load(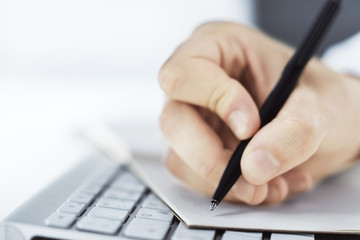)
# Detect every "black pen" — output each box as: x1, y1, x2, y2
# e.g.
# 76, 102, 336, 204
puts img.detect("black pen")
210, 0, 342, 211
